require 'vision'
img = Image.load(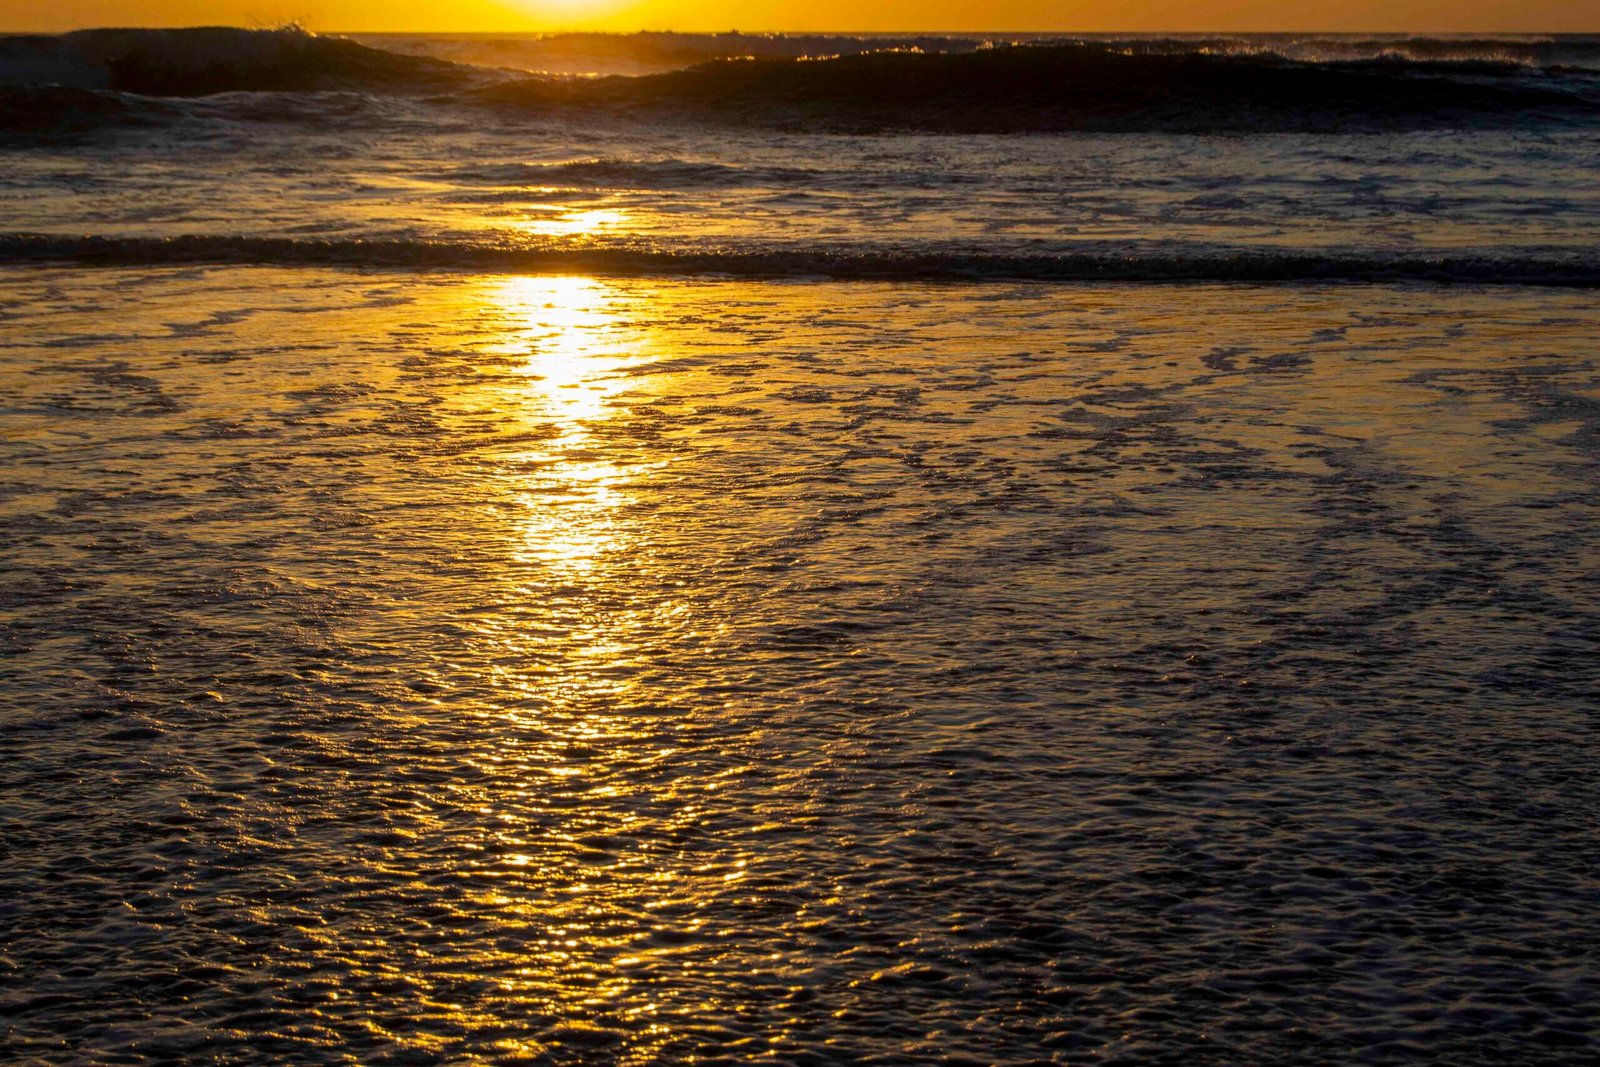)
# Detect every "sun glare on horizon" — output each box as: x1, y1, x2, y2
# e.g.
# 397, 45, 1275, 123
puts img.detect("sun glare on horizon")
9, 0, 1600, 33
